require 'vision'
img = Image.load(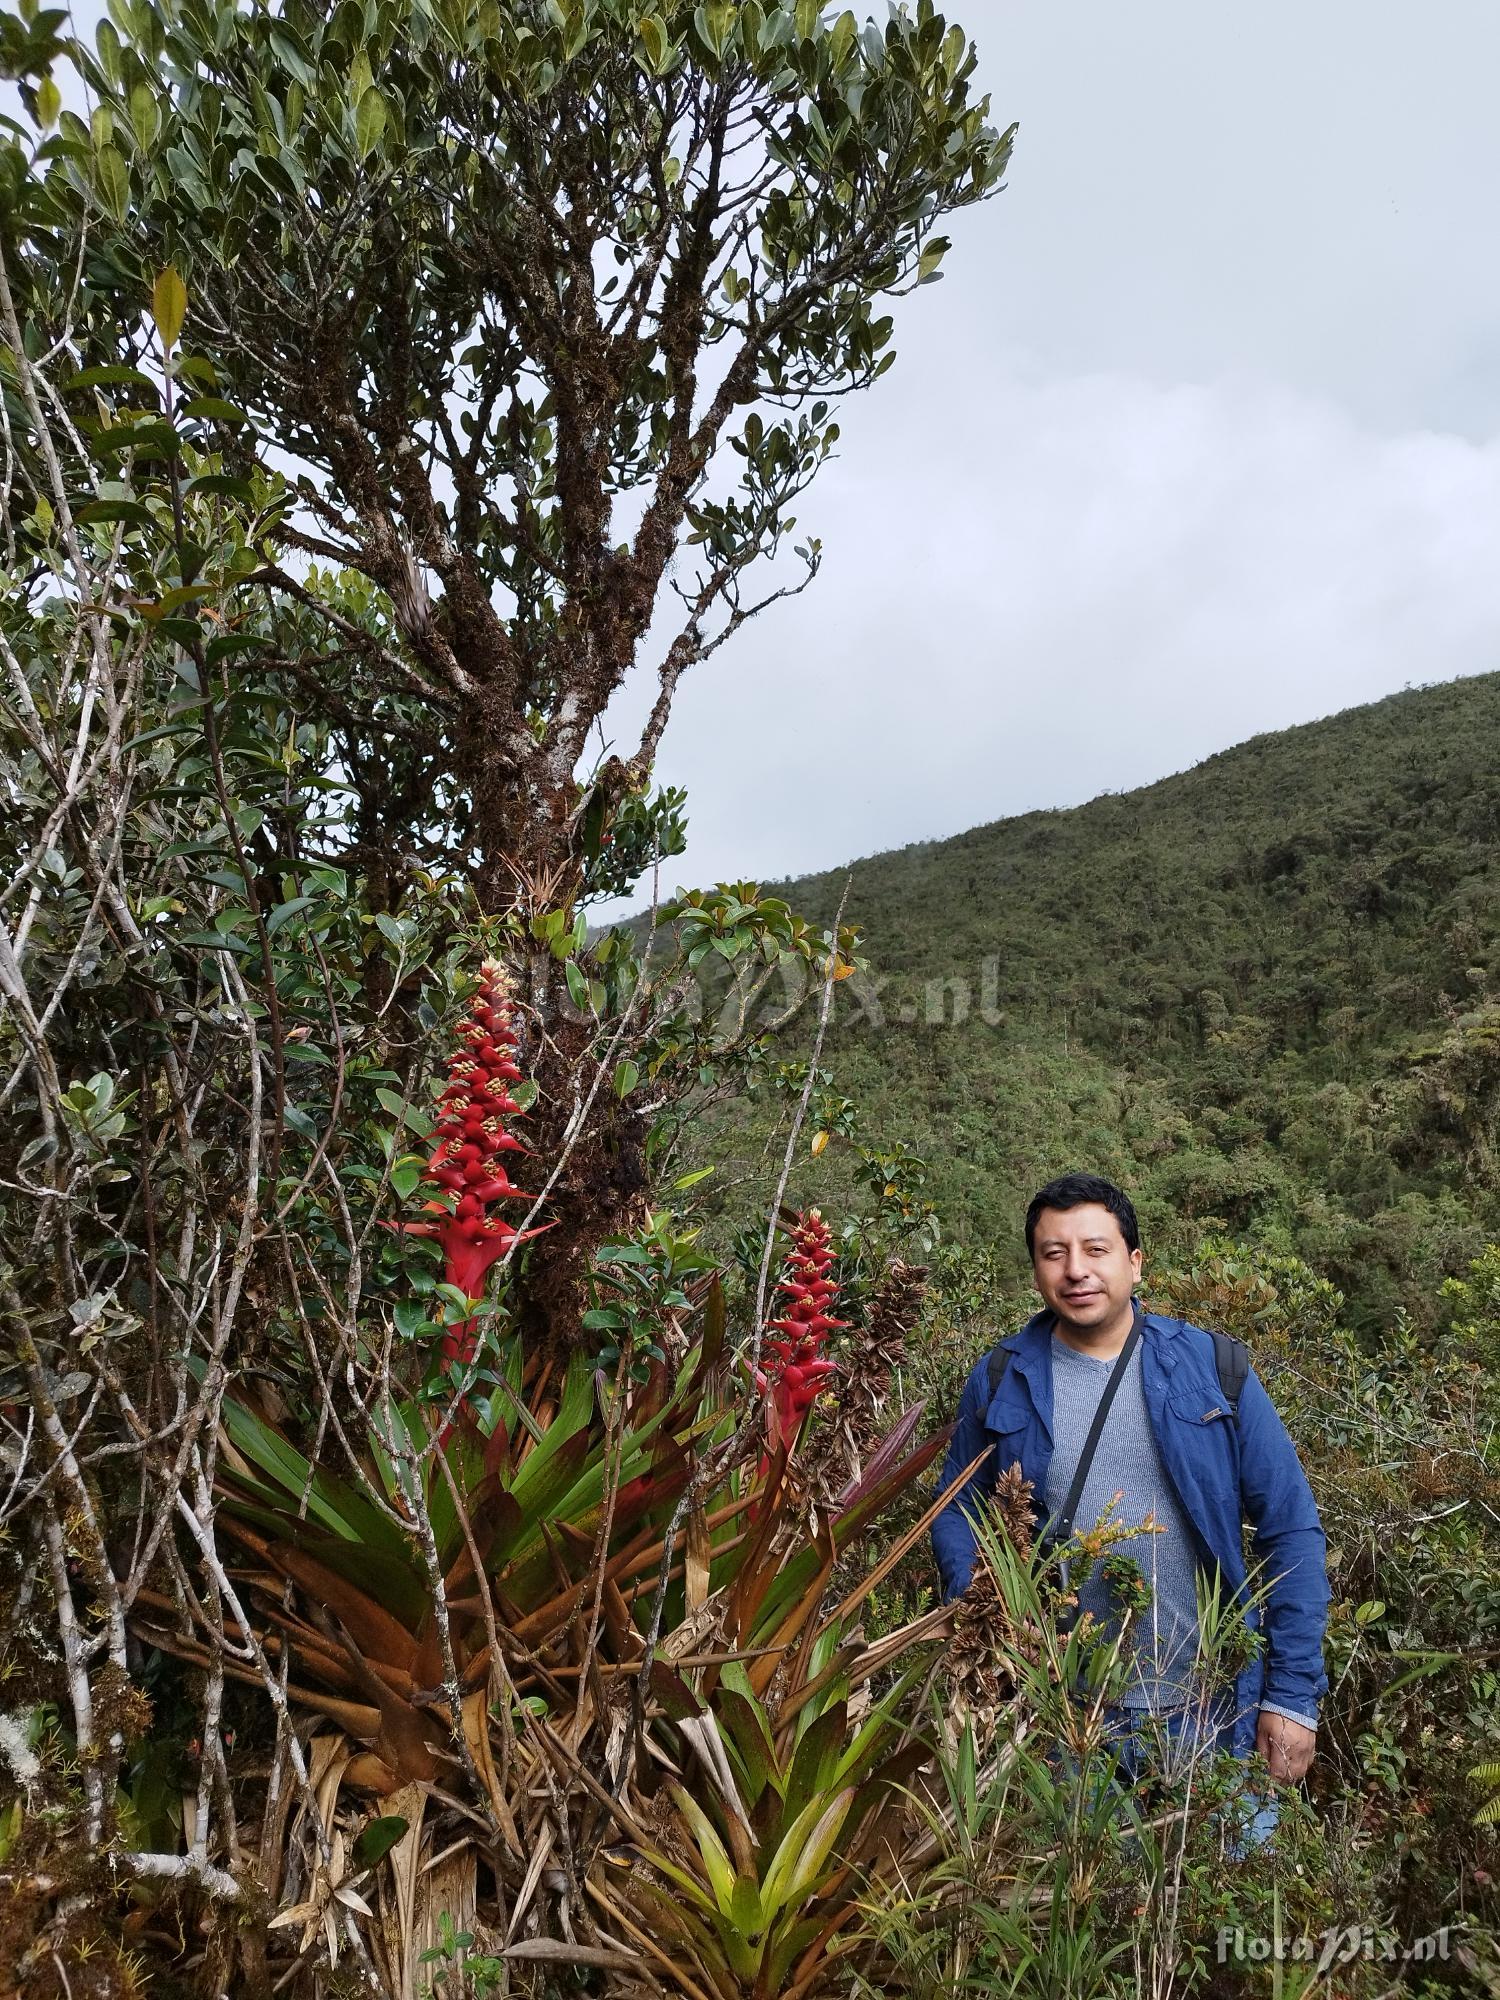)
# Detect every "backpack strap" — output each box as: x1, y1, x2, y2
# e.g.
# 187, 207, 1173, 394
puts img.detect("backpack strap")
1208, 1326, 1251, 1417
982, 1306, 1050, 1401
985, 1343, 1011, 1402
